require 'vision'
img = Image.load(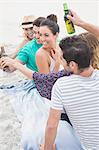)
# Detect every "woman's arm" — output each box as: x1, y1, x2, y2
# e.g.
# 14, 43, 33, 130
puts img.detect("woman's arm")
67, 10, 99, 39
